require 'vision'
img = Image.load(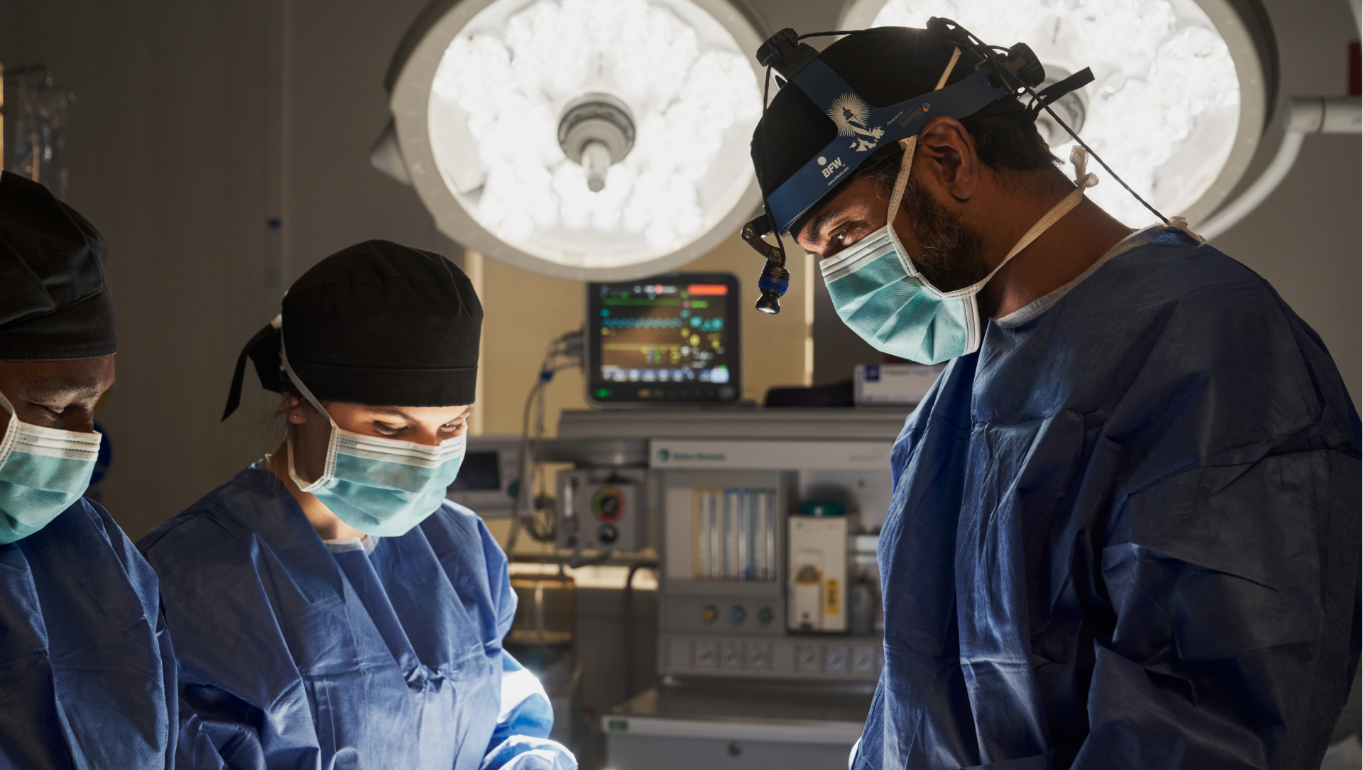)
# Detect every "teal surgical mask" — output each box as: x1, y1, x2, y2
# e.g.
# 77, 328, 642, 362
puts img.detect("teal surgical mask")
281, 341, 466, 537
0, 389, 102, 544
820, 139, 1098, 364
